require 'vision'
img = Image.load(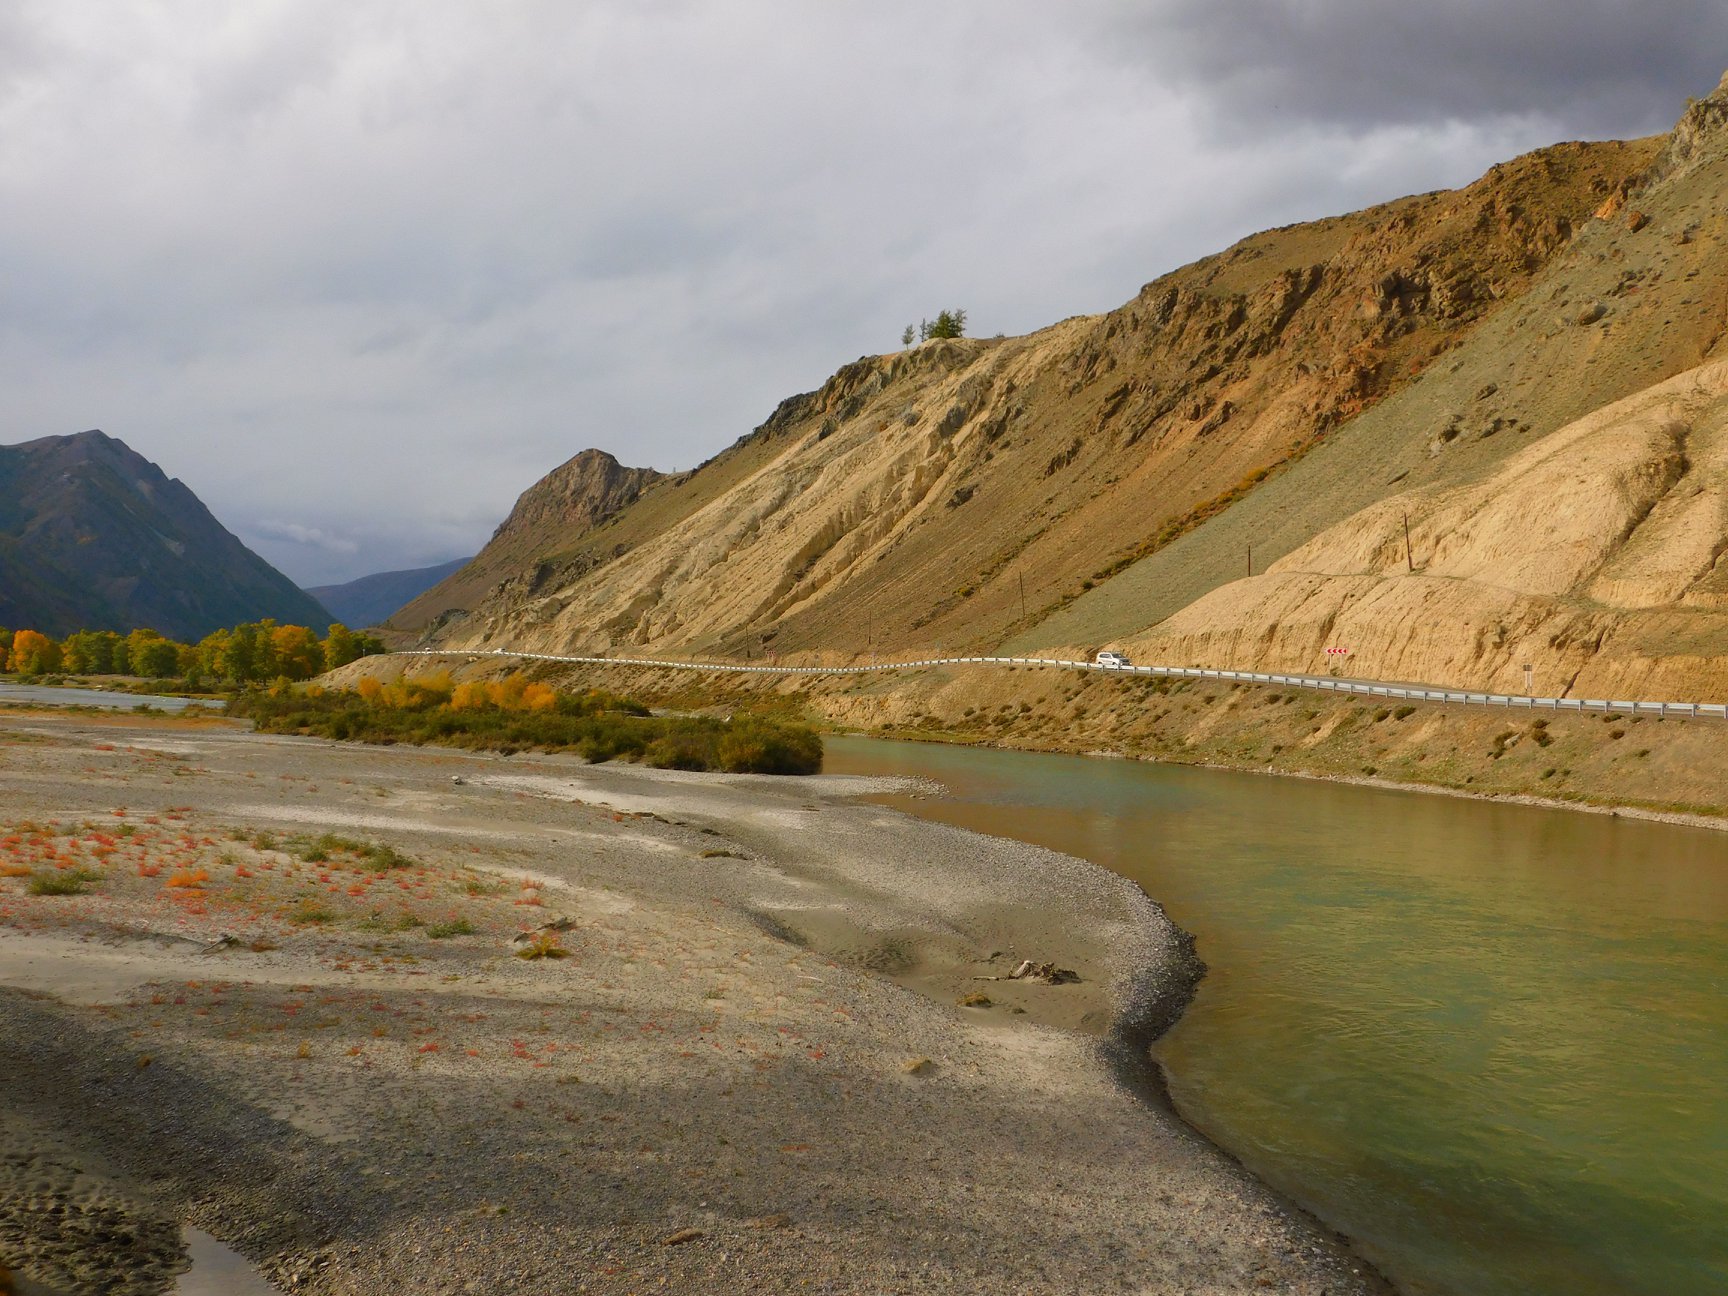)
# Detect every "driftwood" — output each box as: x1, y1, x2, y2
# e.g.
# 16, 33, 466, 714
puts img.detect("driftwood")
511, 916, 577, 944
973, 959, 1080, 985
